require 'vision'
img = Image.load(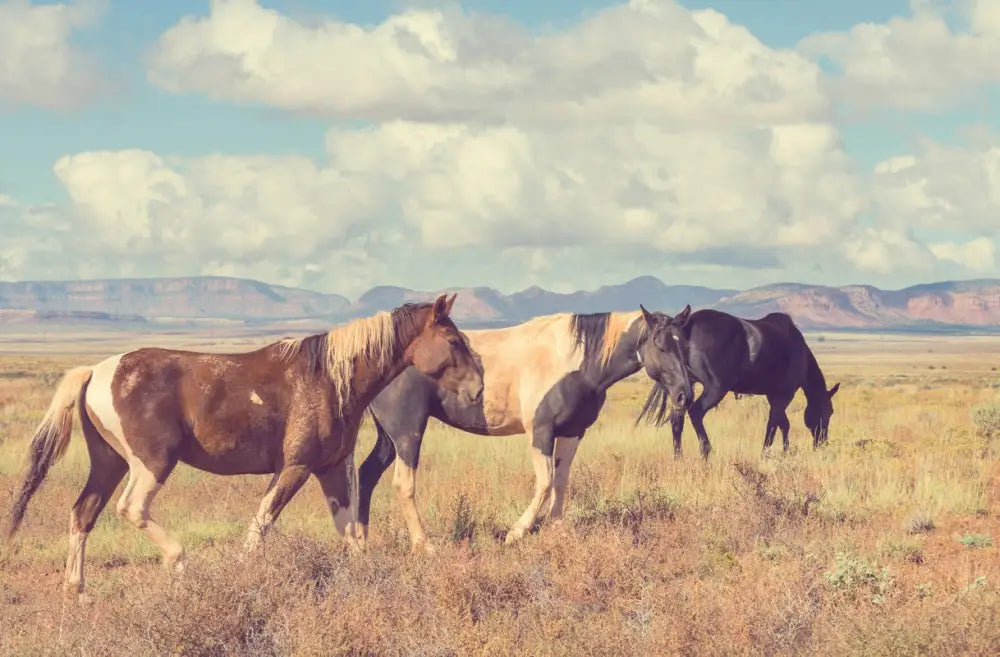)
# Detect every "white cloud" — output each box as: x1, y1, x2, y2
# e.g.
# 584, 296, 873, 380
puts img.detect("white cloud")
930, 237, 997, 270
146, 0, 829, 127
323, 119, 862, 257
871, 140, 1000, 233
51, 149, 385, 262
4, 0, 1000, 295
0, 0, 108, 110
797, 0, 1000, 112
